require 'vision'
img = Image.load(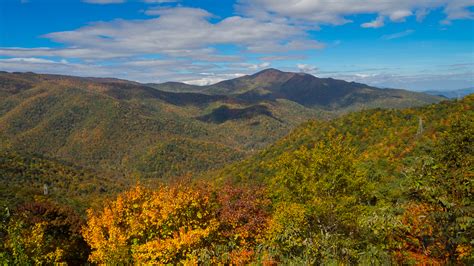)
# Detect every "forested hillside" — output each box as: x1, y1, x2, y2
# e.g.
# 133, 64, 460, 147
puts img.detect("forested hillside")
0, 70, 441, 179
218, 93, 472, 185
0, 151, 129, 211
1, 94, 471, 264
0, 72, 317, 178
210, 94, 473, 264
